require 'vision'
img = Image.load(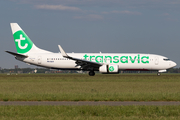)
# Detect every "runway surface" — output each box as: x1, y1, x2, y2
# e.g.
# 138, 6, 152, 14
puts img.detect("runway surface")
0, 101, 180, 106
